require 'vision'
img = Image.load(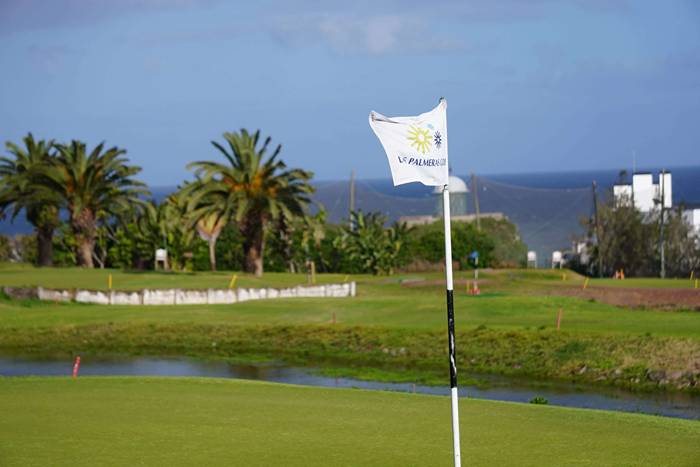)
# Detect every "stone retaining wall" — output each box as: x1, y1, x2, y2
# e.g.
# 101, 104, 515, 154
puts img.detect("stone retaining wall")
3, 282, 356, 306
